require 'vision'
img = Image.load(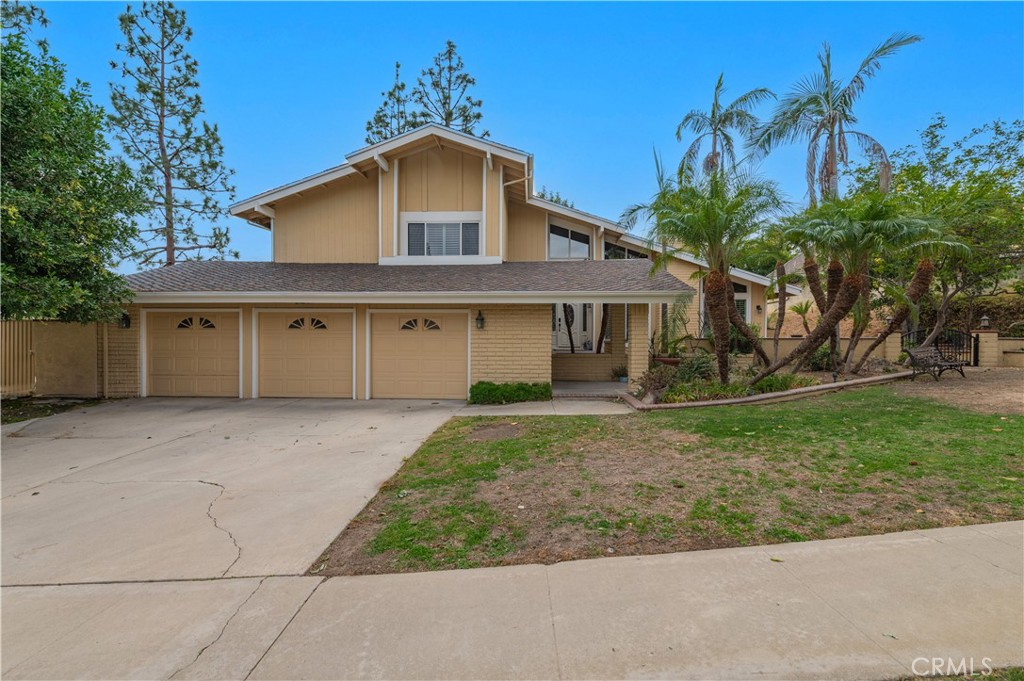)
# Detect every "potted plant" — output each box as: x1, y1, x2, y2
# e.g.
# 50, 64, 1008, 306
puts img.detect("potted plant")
611, 364, 629, 383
